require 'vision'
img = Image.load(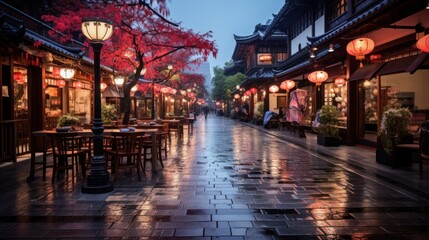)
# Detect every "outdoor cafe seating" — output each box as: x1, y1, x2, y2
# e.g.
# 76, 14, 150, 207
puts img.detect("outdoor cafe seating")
48, 132, 89, 183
